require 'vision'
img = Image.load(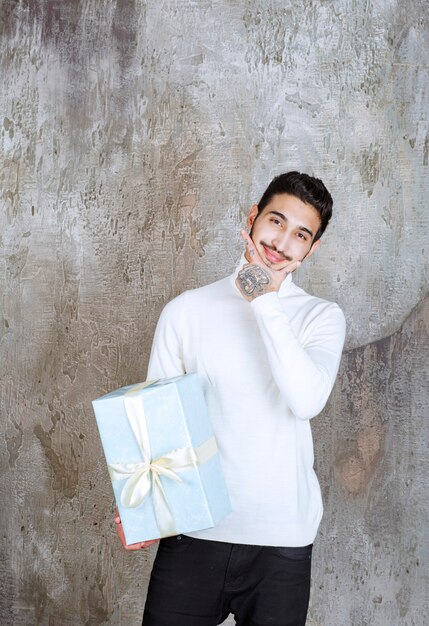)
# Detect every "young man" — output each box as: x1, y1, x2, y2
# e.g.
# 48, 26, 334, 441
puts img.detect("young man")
116, 171, 346, 626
